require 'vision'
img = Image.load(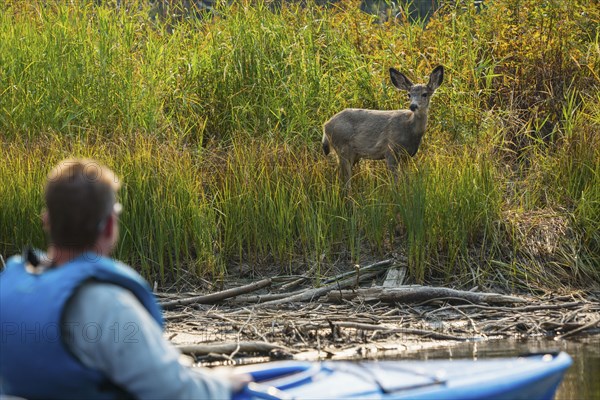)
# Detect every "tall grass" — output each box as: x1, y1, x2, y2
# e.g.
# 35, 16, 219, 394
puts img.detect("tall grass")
0, 0, 598, 289
0, 136, 223, 283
